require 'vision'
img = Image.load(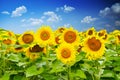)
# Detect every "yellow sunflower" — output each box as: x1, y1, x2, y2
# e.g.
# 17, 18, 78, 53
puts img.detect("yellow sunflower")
13, 42, 24, 53
55, 27, 66, 34
35, 26, 55, 46
2, 38, 16, 45
18, 31, 35, 45
85, 27, 96, 37
59, 27, 80, 46
25, 44, 46, 60
82, 35, 105, 60
115, 34, 120, 44
56, 43, 76, 65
